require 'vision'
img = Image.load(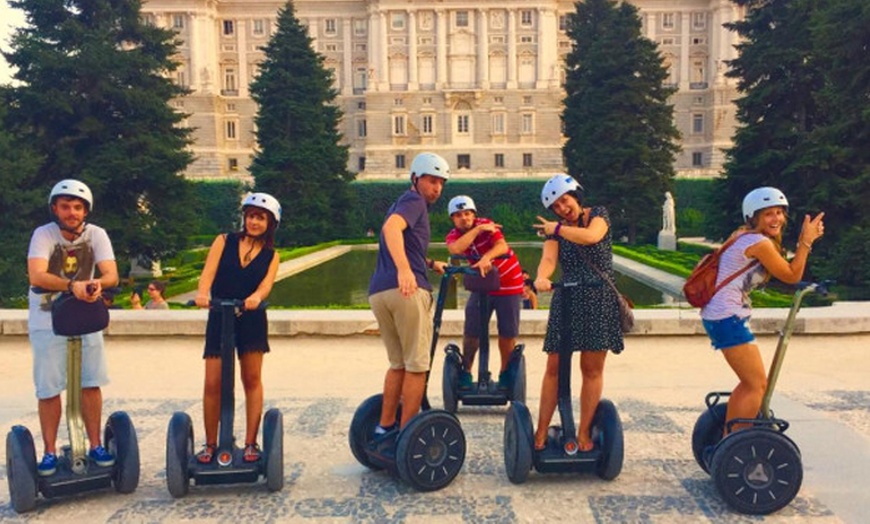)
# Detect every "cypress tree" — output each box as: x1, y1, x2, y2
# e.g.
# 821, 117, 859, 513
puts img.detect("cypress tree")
562, 0, 680, 243
249, 1, 355, 246
715, 0, 822, 241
